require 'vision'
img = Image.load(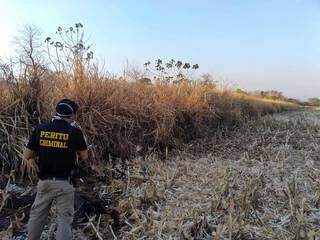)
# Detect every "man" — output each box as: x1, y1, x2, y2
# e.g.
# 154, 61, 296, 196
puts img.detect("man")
24, 99, 88, 240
